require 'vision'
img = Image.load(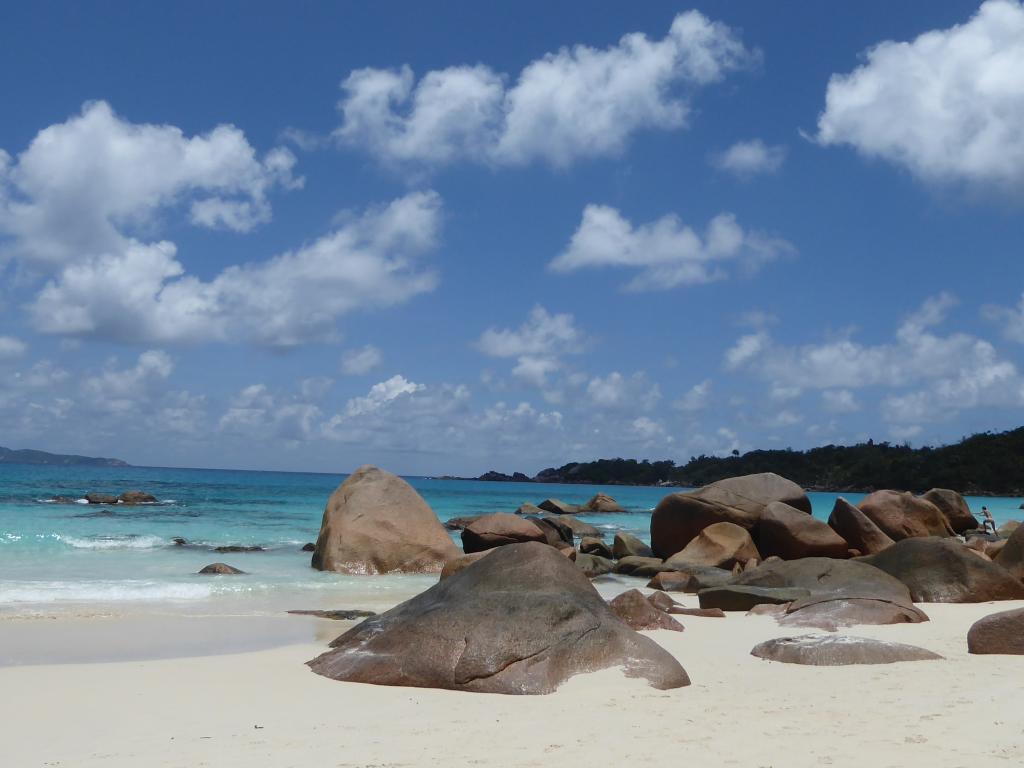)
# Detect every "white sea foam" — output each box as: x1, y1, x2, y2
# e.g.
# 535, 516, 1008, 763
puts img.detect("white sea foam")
58, 534, 168, 550
0, 580, 215, 604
